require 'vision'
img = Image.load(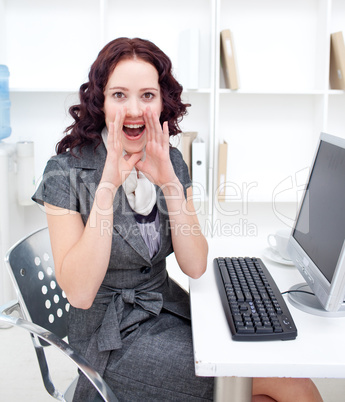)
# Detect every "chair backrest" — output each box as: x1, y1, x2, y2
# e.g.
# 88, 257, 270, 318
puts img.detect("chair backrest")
5, 227, 70, 340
